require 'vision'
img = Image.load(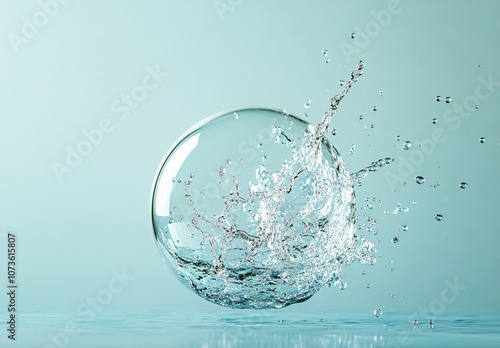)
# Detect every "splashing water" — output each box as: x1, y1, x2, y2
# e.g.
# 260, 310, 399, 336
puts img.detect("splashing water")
151, 62, 382, 309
